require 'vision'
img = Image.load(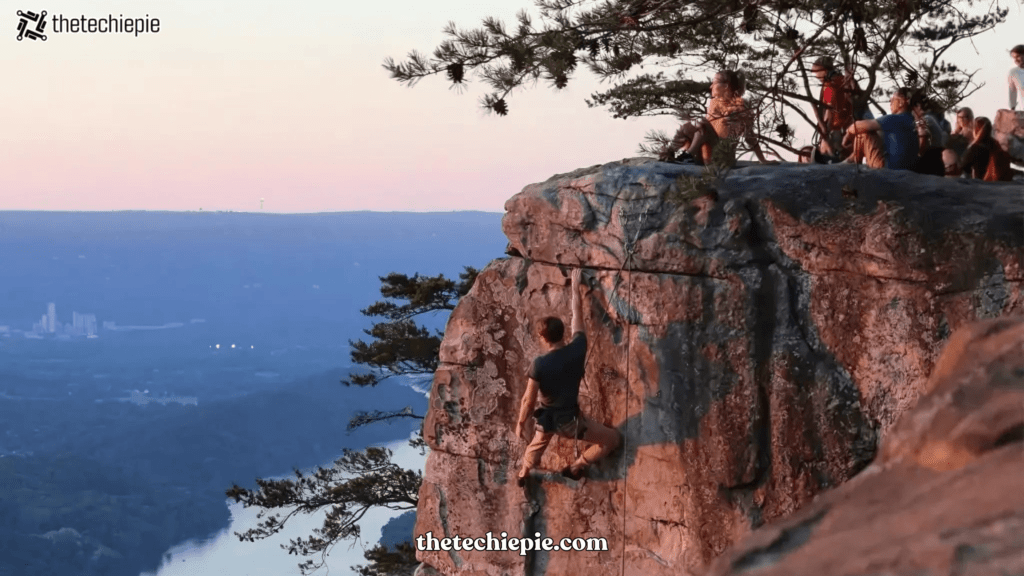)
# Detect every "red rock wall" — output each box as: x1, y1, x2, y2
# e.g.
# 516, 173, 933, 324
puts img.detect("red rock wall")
414, 160, 1024, 576
707, 316, 1024, 576
994, 109, 1024, 163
